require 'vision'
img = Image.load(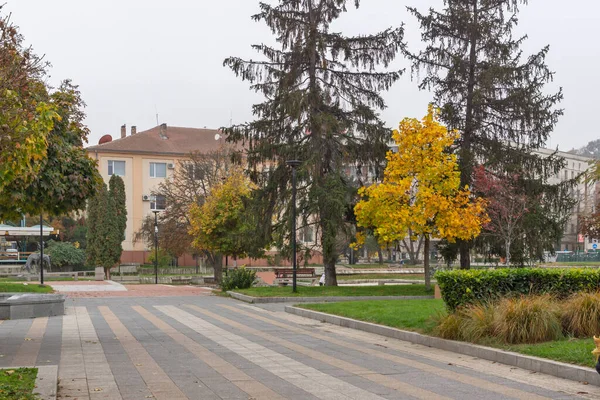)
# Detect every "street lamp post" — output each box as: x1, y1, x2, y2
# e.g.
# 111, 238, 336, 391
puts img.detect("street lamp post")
286, 160, 301, 293
39, 214, 44, 285
153, 210, 159, 284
